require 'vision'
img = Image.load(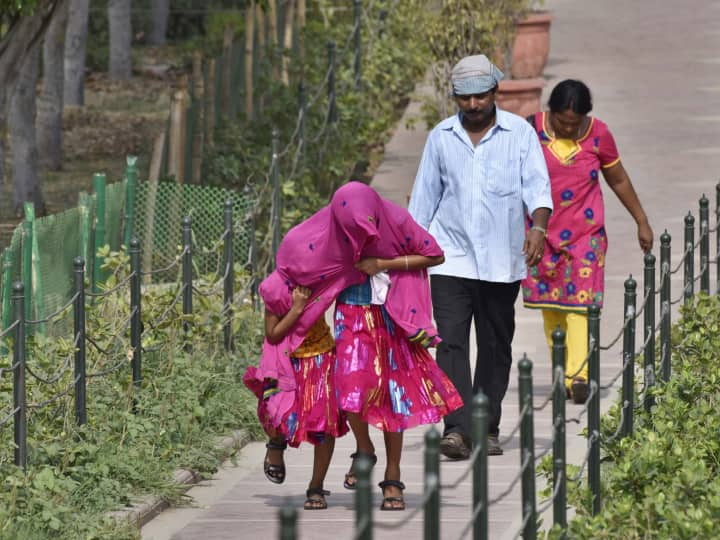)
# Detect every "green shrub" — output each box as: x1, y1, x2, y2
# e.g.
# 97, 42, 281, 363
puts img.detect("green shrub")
552, 294, 720, 539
